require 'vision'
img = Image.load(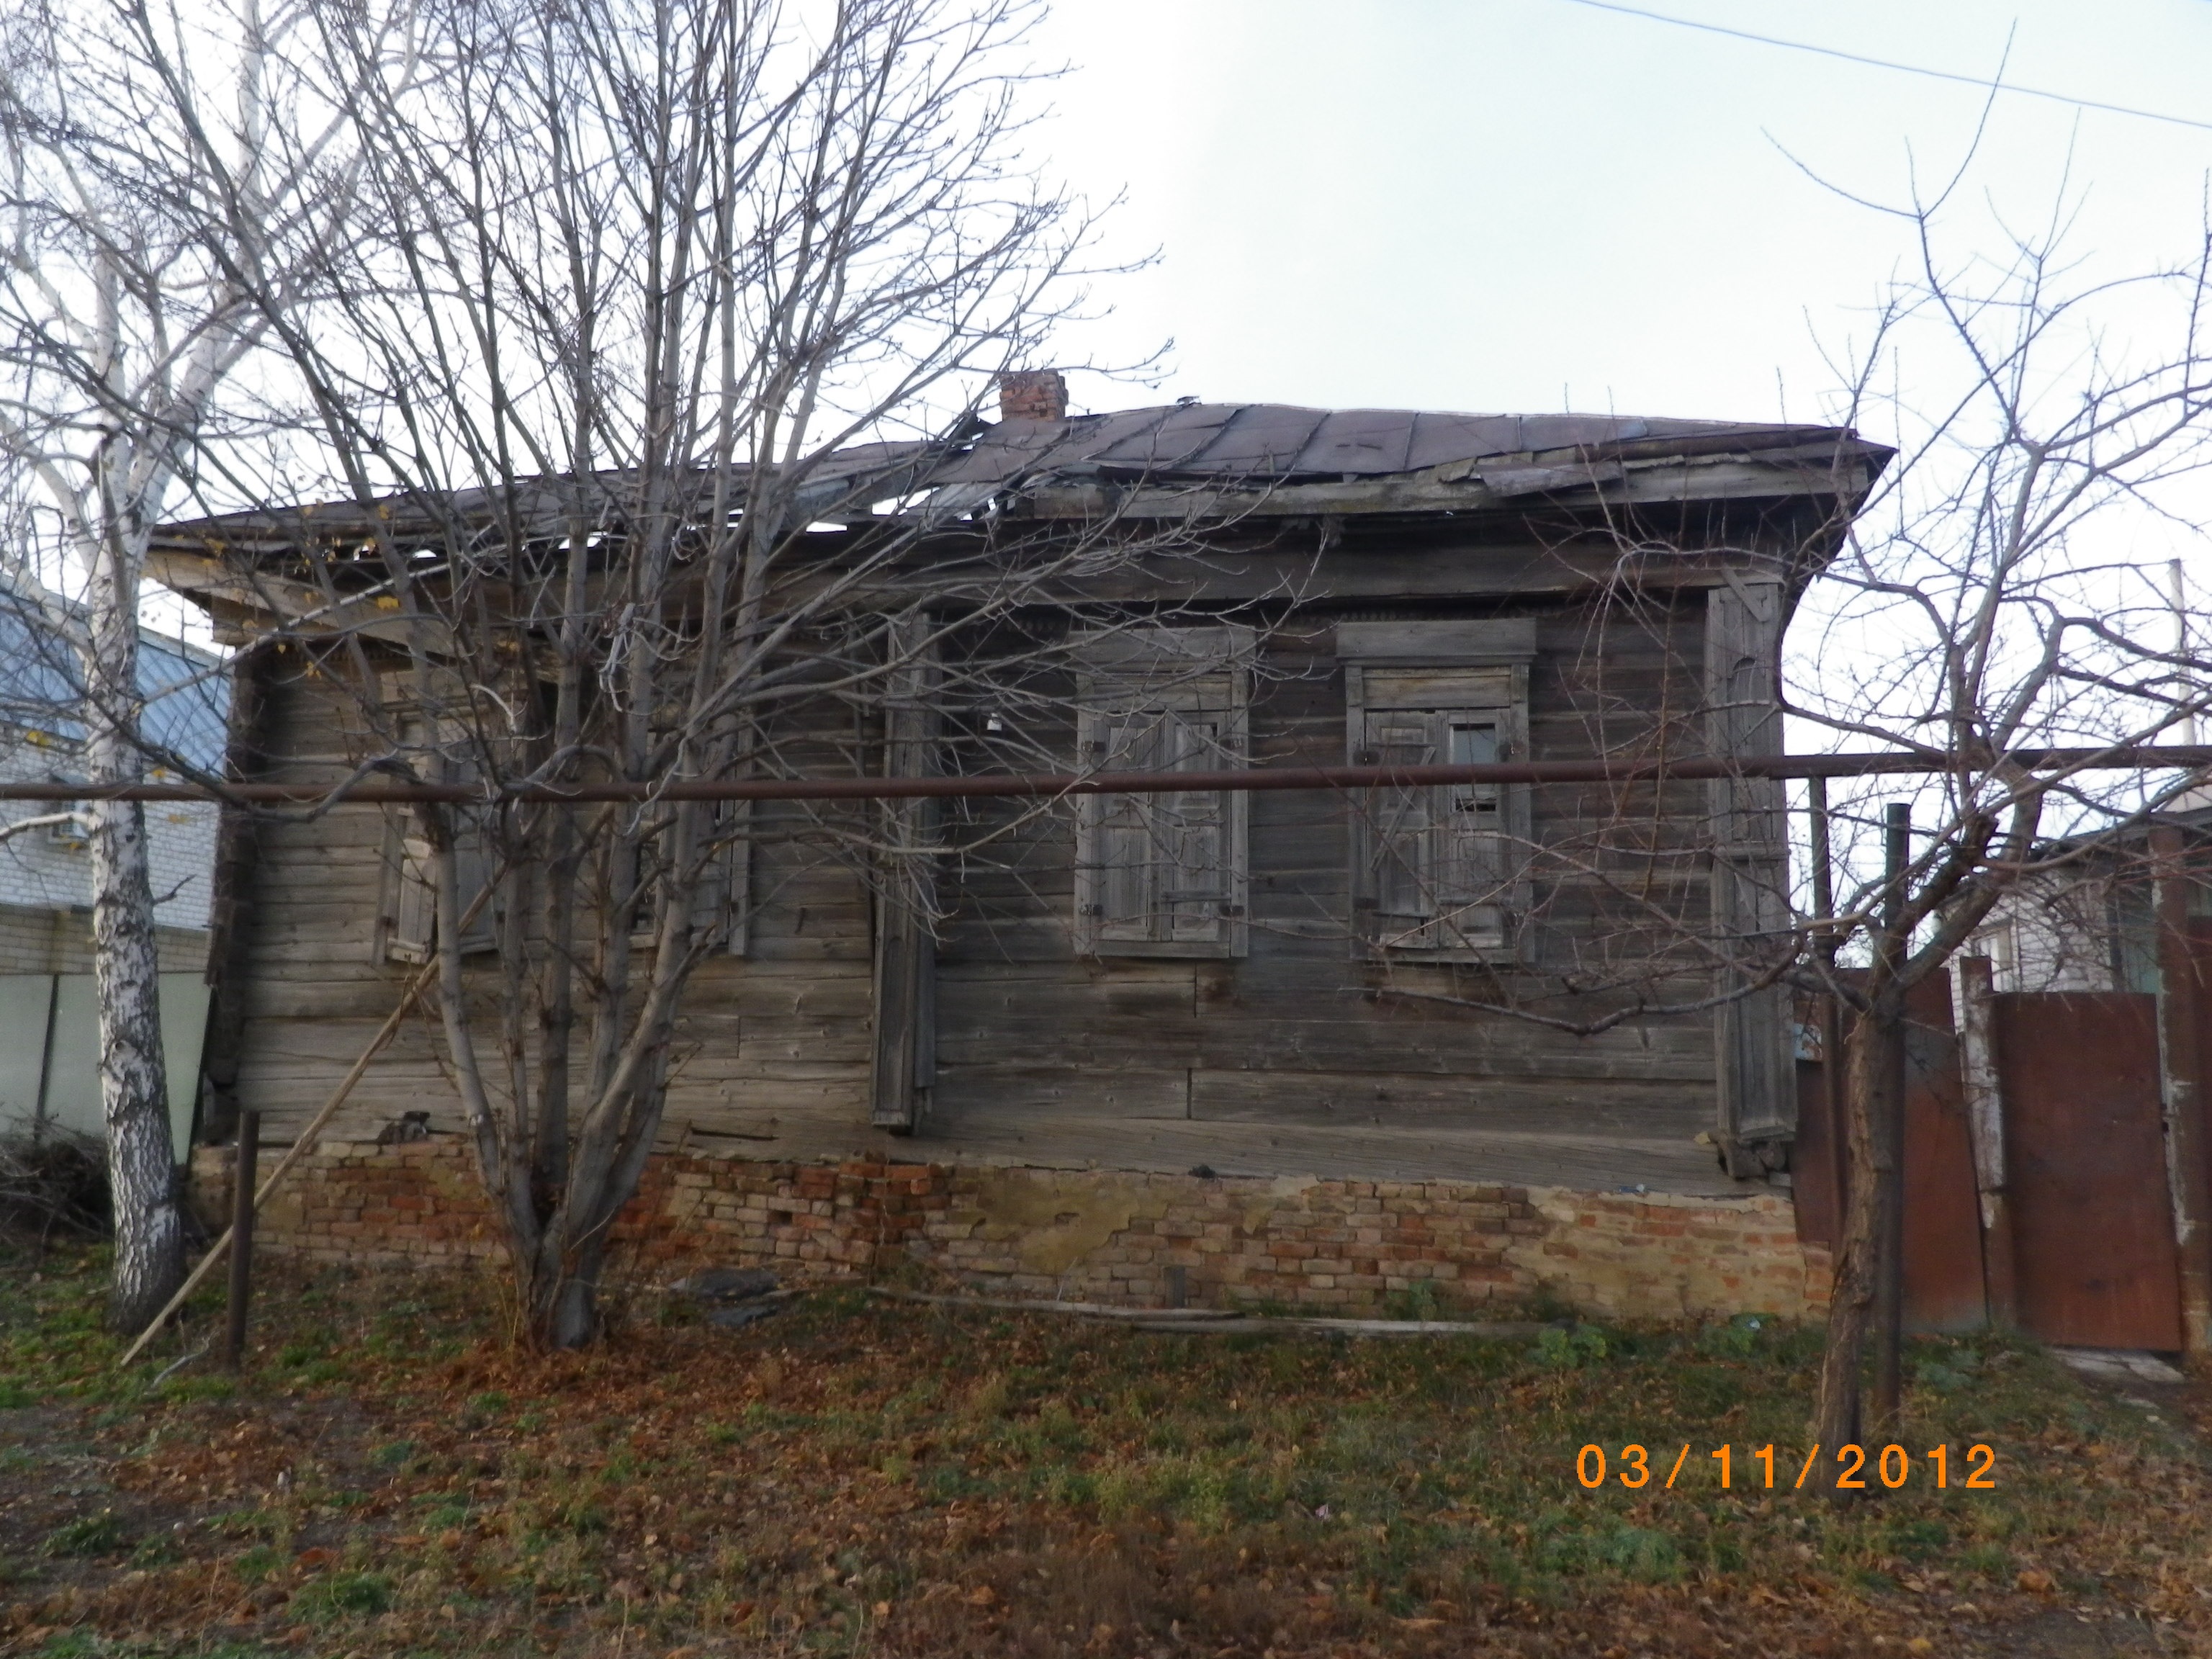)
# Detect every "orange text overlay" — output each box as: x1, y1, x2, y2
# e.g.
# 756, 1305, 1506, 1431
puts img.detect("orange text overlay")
1574, 1443, 1997, 1491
